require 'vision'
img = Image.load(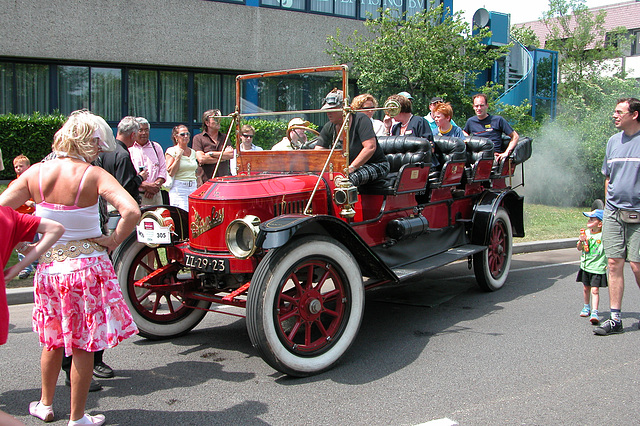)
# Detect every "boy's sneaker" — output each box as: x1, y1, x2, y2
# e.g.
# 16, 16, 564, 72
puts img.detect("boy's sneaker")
18, 270, 31, 279
590, 312, 600, 325
580, 306, 590, 317
594, 319, 623, 335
